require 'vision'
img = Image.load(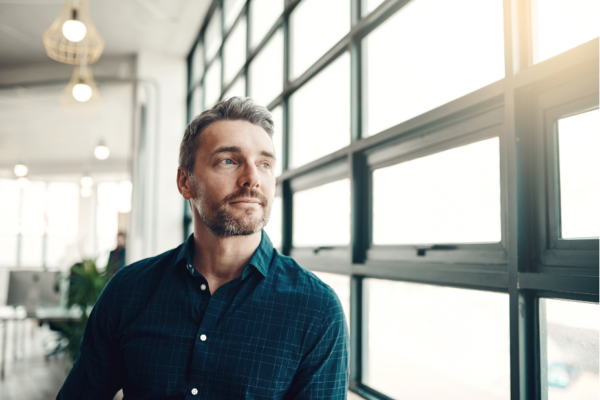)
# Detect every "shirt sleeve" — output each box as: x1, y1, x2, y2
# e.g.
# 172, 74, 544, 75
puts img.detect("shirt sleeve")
284, 289, 350, 400
56, 277, 125, 400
